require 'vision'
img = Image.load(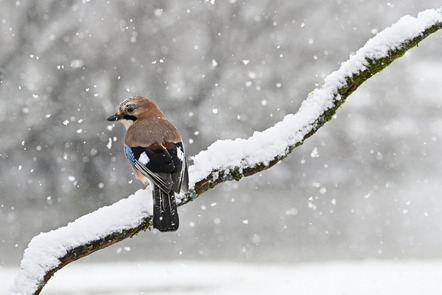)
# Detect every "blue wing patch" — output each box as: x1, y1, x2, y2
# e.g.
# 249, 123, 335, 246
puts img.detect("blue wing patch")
124, 144, 136, 165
